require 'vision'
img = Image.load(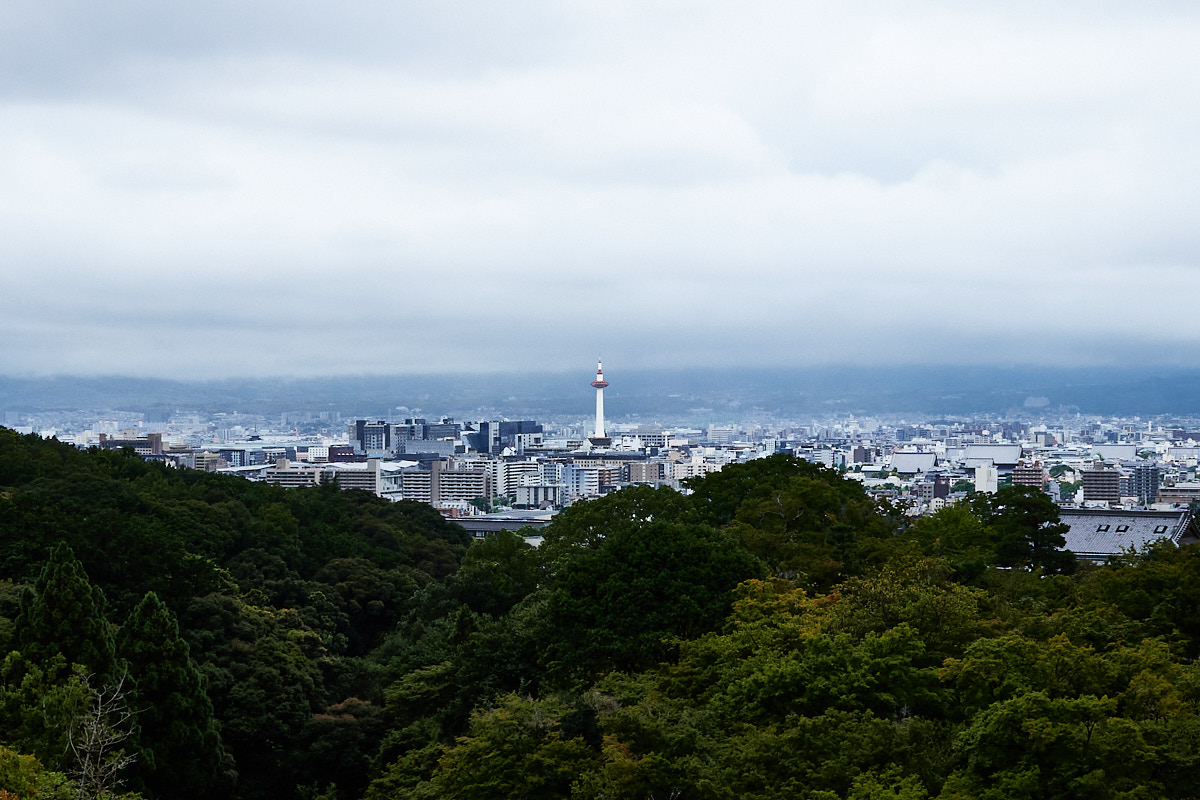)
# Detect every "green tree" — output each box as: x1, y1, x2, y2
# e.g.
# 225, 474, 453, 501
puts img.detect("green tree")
538, 485, 698, 564
909, 506, 992, 564
442, 531, 544, 619
179, 594, 326, 800
685, 453, 837, 527
724, 471, 893, 589
0, 745, 73, 799
312, 557, 420, 654
848, 767, 929, 800
542, 520, 761, 686
420, 695, 598, 800
970, 485, 1075, 574
117, 591, 226, 800
16, 542, 119, 685
0, 652, 93, 771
